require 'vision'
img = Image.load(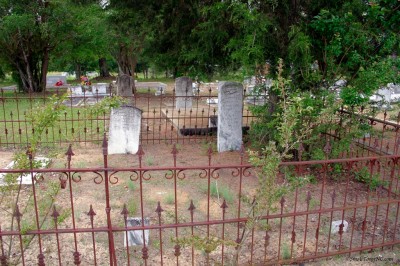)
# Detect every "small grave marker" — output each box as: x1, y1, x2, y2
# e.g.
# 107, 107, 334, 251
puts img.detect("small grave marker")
331, 220, 348, 234
124, 217, 150, 246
